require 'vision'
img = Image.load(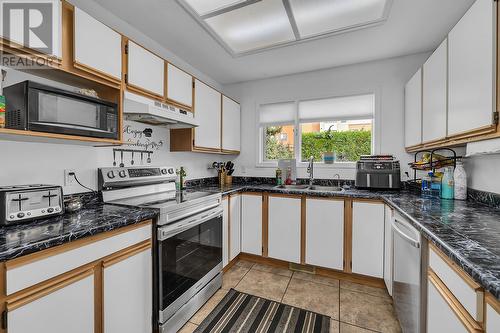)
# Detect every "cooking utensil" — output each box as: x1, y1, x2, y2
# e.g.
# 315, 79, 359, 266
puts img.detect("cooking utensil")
131, 151, 134, 165
120, 151, 124, 167
147, 152, 151, 164
141, 152, 144, 165
113, 150, 116, 166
